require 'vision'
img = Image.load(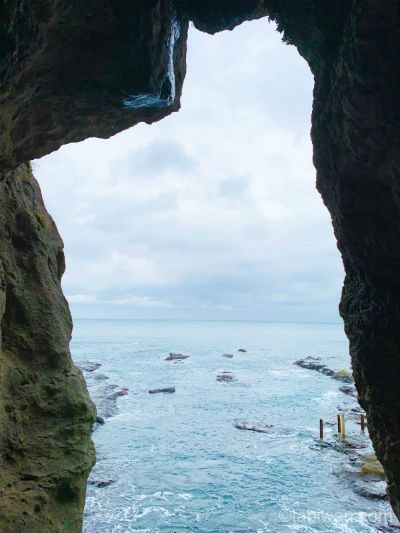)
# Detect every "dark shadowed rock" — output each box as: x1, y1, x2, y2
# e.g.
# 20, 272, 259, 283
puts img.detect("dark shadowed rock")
340, 385, 357, 398
79, 361, 102, 373
238, 348, 247, 353
88, 479, 114, 488
333, 370, 354, 384
165, 353, 189, 361
294, 358, 353, 383
234, 423, 273, 433
216, 371, 238, 383
149, 387, 176, 394
223, 353, 234, 358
